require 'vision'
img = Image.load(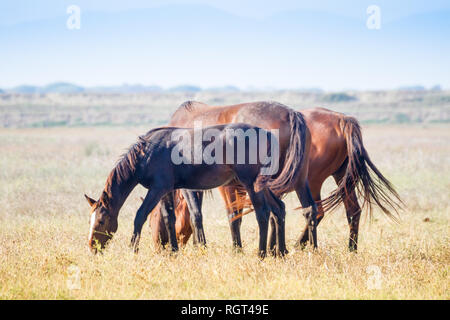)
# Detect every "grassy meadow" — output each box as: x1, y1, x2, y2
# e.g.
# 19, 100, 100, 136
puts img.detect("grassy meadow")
0, 91, 449, 299
0, 122, 448, 299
